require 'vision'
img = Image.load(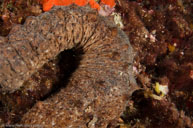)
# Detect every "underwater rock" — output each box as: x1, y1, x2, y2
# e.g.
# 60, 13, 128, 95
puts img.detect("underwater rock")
0, 5, 136, 127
